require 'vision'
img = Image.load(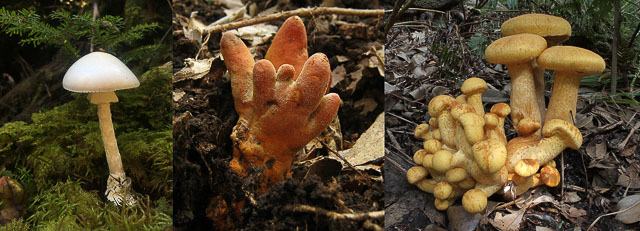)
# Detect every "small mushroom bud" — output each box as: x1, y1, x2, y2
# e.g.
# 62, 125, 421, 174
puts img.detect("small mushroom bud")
423, 139, 442, 153
407, 166, 429, 185
414, 124, 430, 140
413, 149, 427, 165
462, 189, 488, 214
514, 159, 540, 177
432, 150, 454, 173
540, 165, 560, 187
434, 182, 453, 200
434, 198, 454, 211
422, 153, 435, 169
445, 168, 468, 183
457, 177, 476, 189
